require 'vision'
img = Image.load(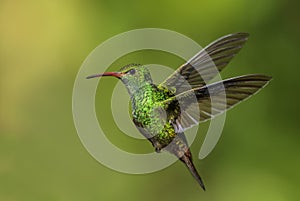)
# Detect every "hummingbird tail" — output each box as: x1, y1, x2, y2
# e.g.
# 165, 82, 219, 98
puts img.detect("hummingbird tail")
166, 133, 206, 190
180, 153, 206, 191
